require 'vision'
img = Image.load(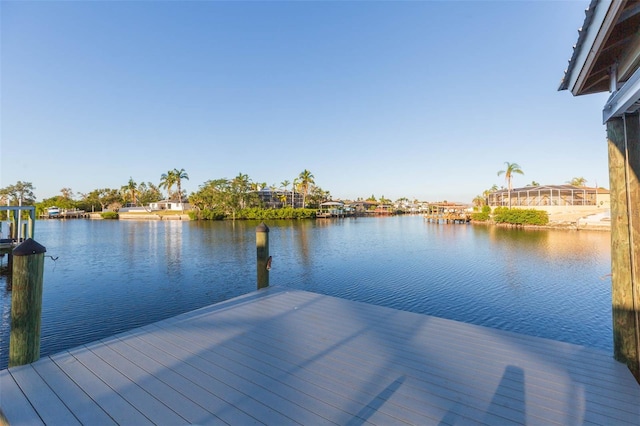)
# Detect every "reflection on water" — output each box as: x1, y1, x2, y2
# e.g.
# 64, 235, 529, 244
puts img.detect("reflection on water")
0, 216, 611, 369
